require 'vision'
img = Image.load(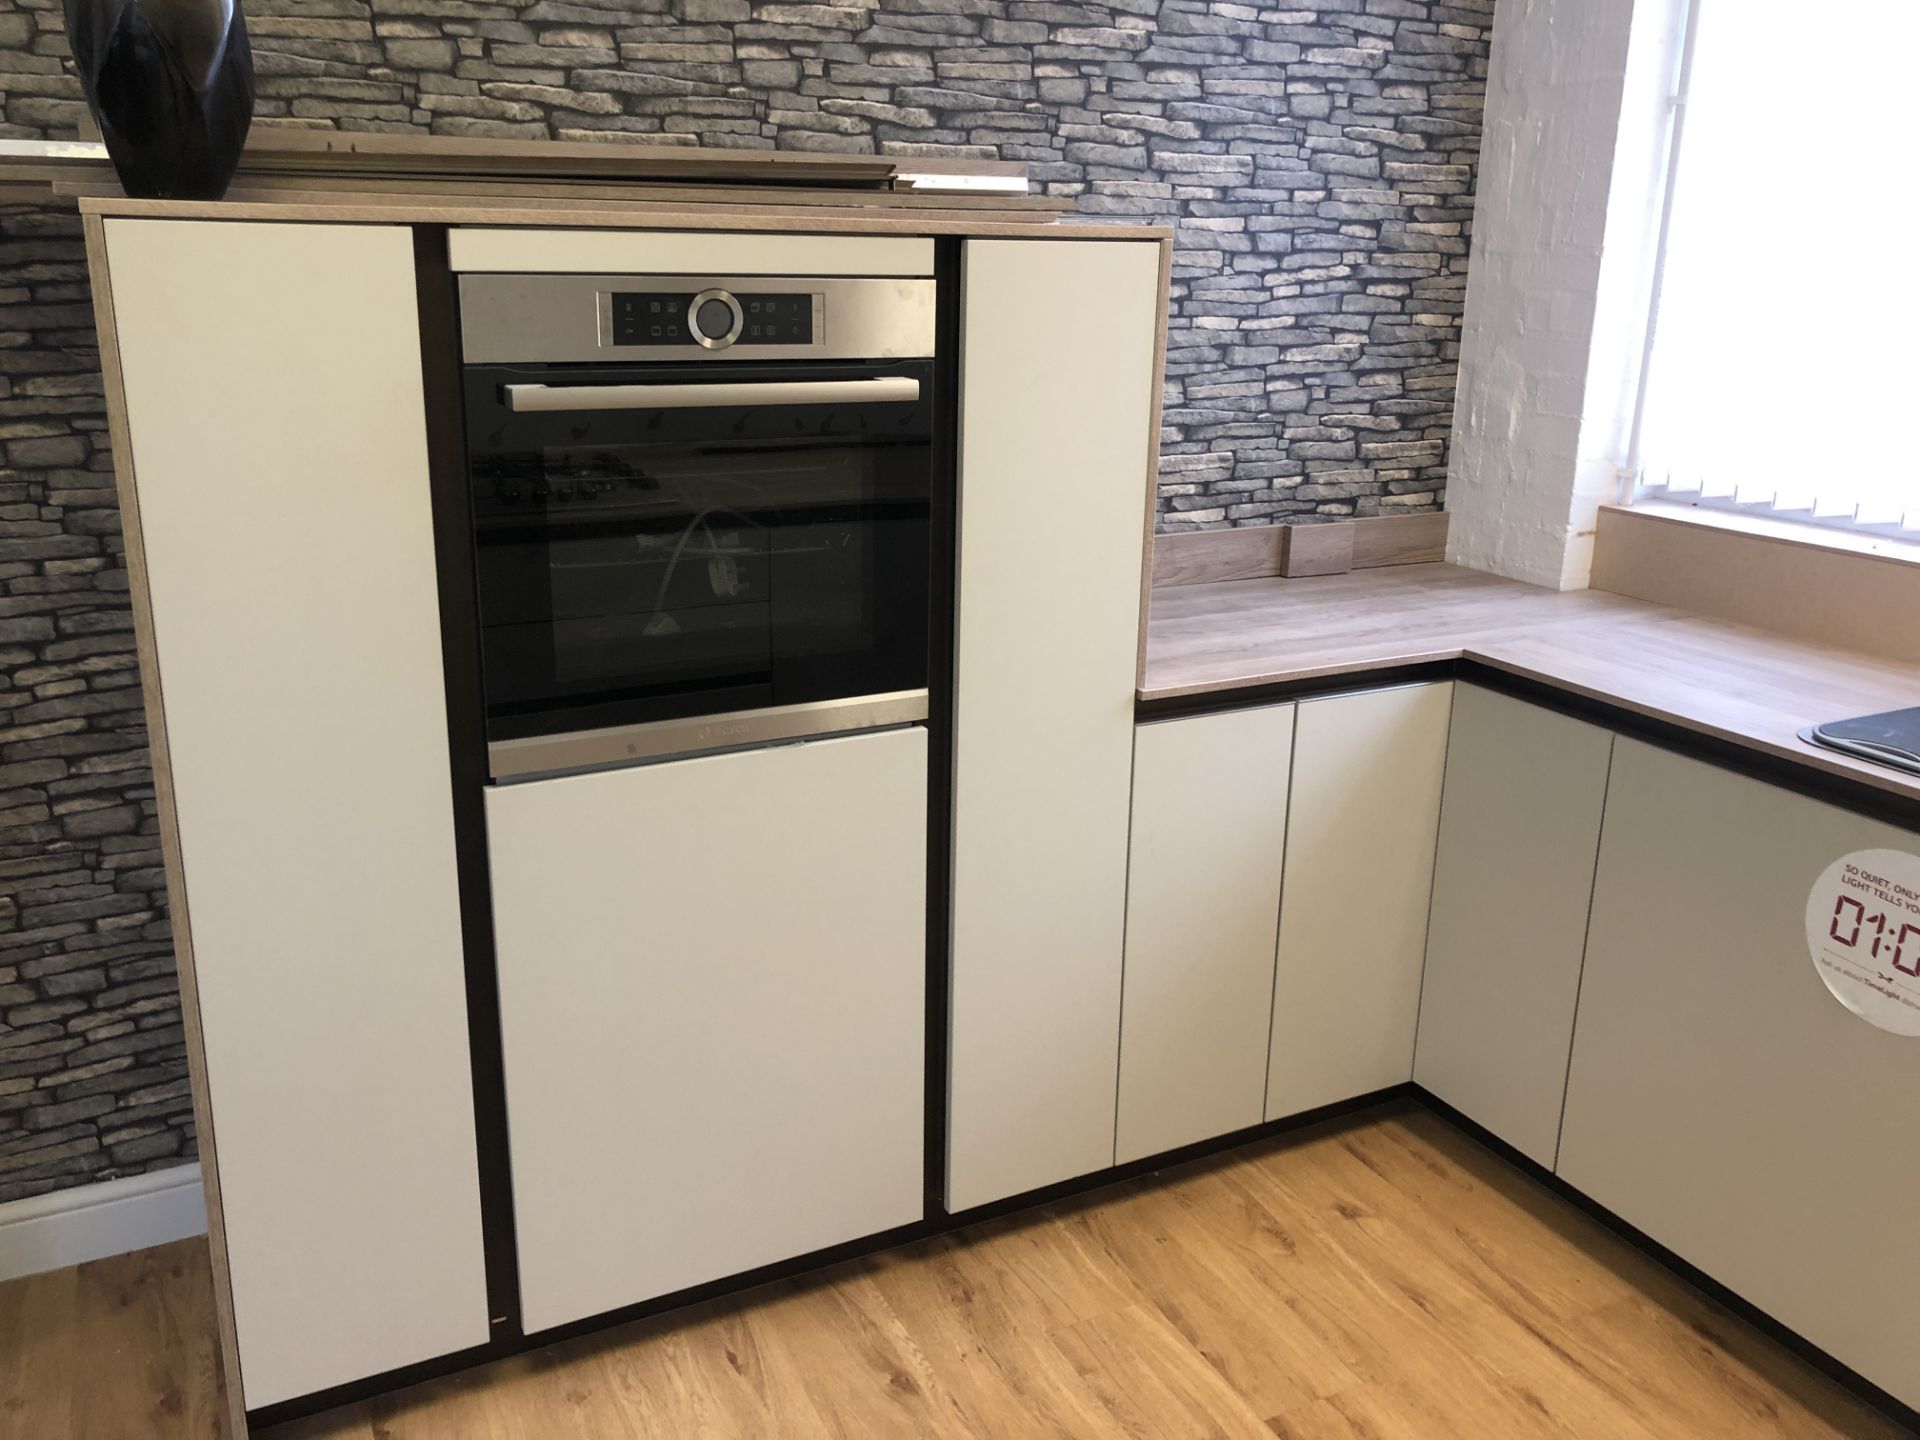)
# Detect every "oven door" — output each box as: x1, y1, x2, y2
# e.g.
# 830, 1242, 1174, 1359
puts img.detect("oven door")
464, 359, 934, 777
